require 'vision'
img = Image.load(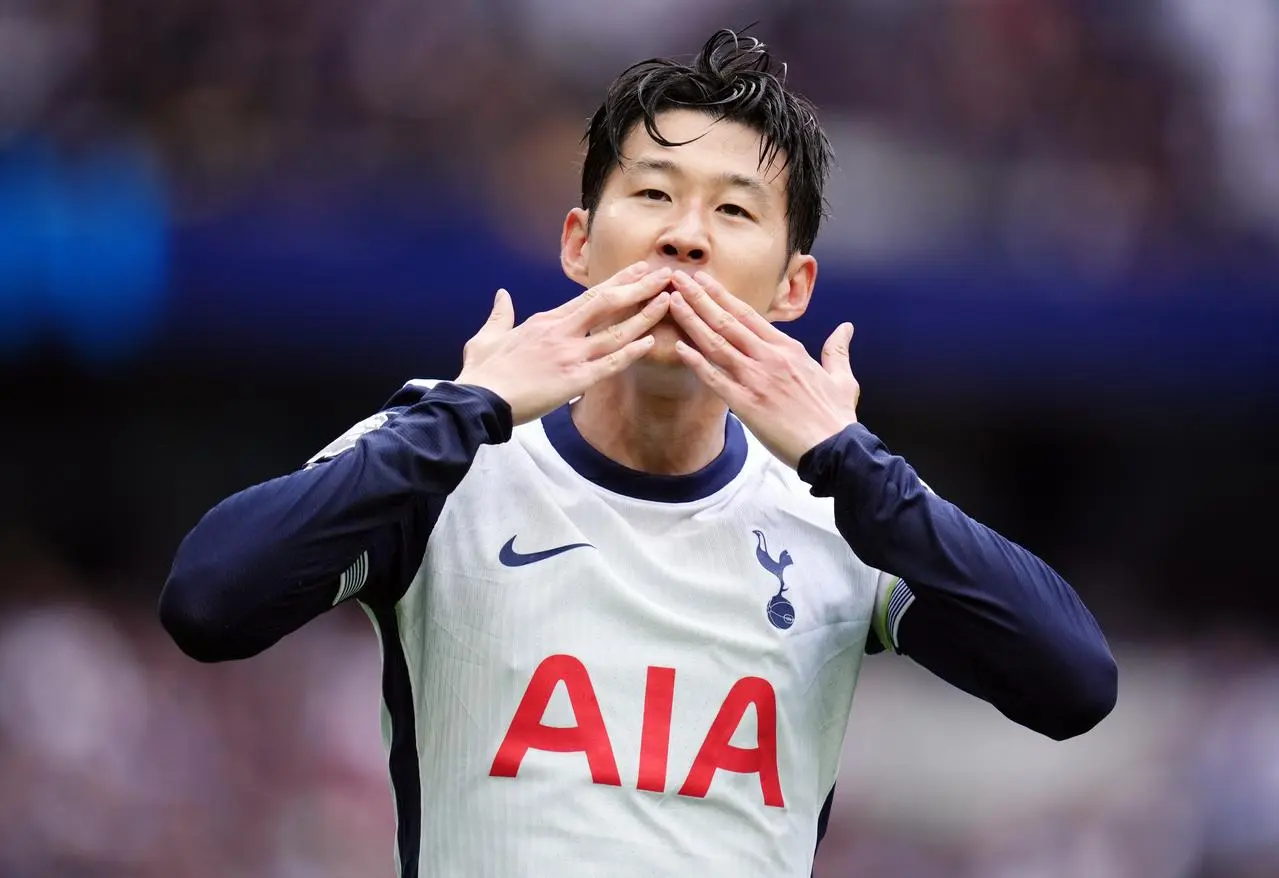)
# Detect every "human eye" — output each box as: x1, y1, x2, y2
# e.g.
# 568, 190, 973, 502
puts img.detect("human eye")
637, 188, 671, 202
718, 203, 754, 220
